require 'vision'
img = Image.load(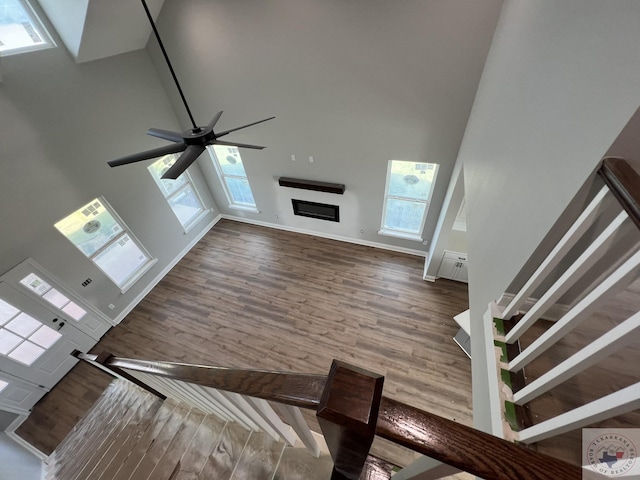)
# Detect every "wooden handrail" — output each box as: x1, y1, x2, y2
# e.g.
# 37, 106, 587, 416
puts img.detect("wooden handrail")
78, 353, 582, 479
599, 157, 640, 230
103, 356, 327, 409
376, 397, 581, 480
